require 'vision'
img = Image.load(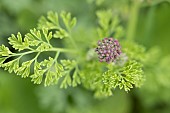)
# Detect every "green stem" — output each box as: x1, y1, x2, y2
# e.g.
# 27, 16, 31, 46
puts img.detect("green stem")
10, 51, 35, 57
126, 0, 141, 41
33, 52, 41, 60
54, 51, 60, 61
48, 48, 76, 53
143, 6, 155, 44
68, 31, 77, 49
9, 47, 75, 58
44, 51, 60, 73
